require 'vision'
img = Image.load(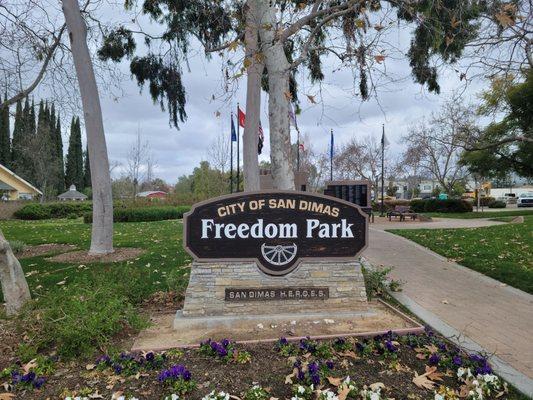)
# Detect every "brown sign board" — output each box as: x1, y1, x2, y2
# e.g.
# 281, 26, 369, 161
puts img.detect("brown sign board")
183, 191, 368, 276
